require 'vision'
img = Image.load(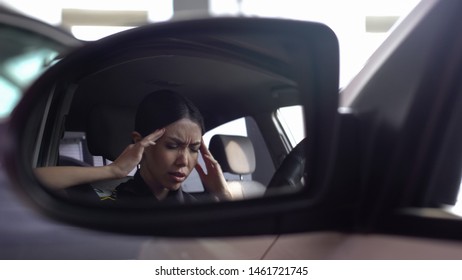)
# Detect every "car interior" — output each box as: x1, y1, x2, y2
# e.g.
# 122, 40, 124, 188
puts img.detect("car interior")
33, 29, 309, 205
